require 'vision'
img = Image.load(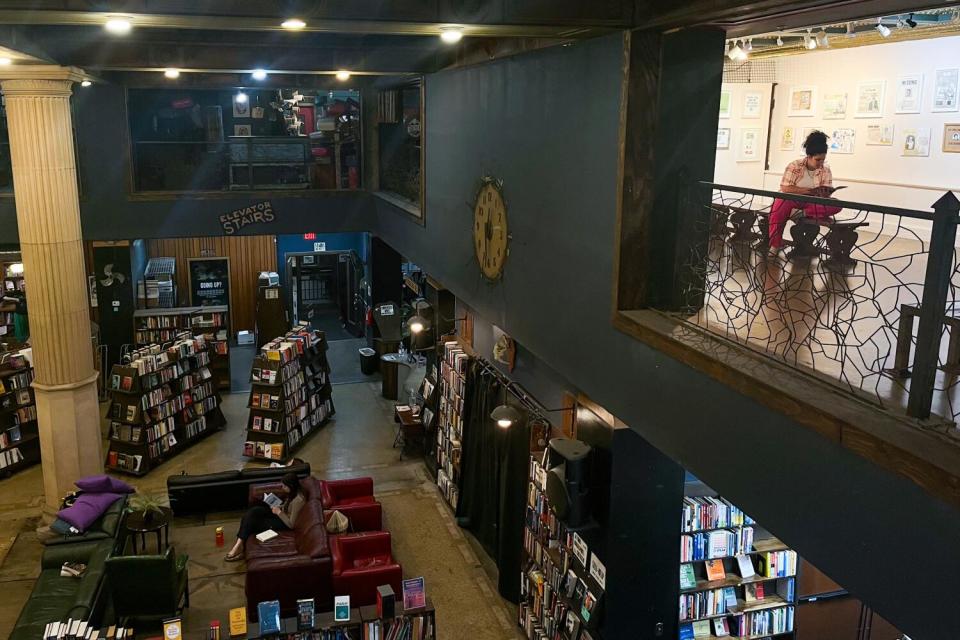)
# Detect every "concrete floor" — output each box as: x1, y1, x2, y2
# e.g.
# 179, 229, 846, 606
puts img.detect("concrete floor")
0, 381, 523, 639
